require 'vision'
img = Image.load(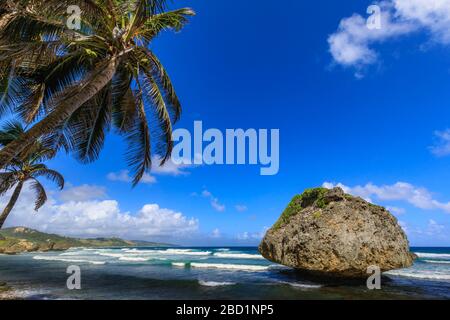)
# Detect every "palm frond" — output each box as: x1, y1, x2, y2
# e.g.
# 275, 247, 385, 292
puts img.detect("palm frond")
140, 72, 173, 164
70, 84, 112, 163
0, 172, 16, 196
31, 168, 64, 189
0, 120, 26, 146
125, 0, 169, 41
0, 66, 31, 117
0, 14, 67, 43
29, 179, 47, 210
124, 82, 151, 186
112, 63, 136, 131
138, 8, 195, 42
140, 48, 182, 121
